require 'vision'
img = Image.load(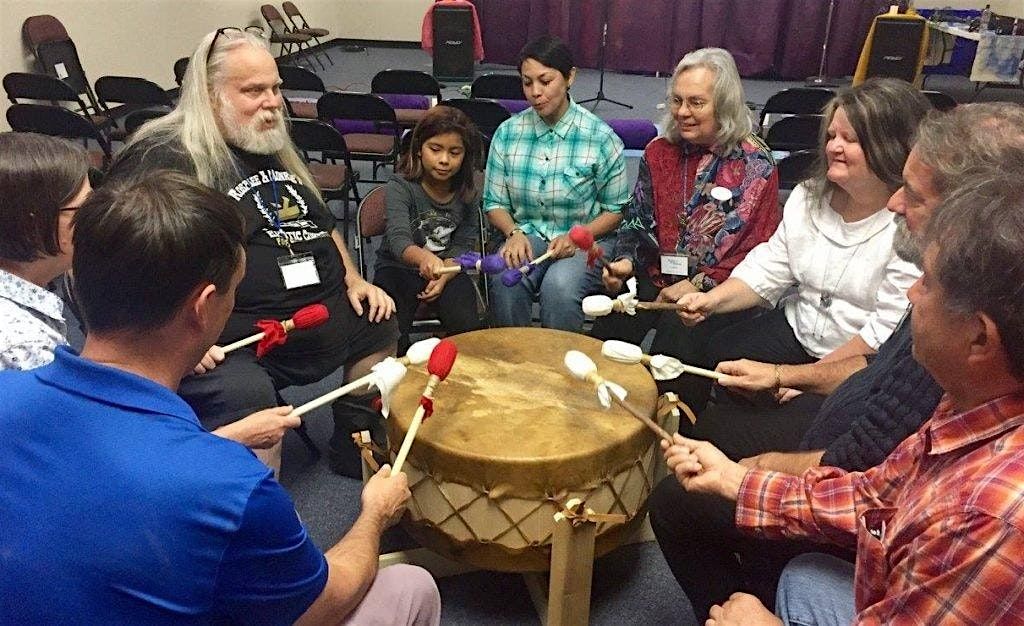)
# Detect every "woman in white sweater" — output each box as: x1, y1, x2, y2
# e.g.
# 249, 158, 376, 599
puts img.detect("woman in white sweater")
677, 79, 930, 382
